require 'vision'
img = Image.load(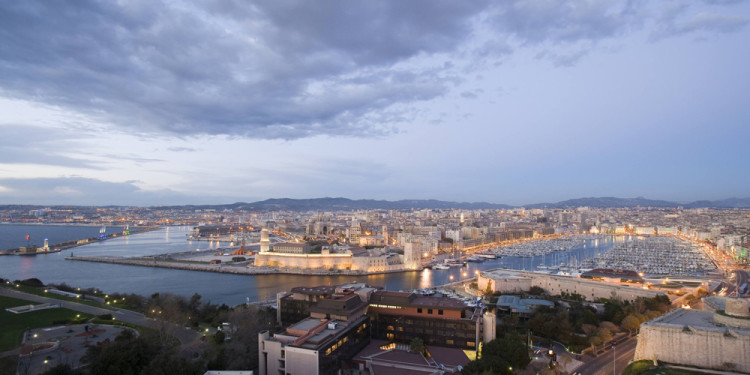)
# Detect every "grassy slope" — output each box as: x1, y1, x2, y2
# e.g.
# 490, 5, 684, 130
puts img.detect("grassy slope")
0, 295, 92, 351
